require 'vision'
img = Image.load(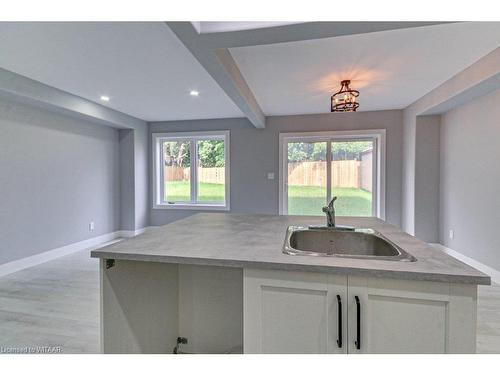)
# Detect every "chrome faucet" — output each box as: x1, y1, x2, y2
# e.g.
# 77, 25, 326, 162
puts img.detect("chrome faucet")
322, 196, 337, 227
